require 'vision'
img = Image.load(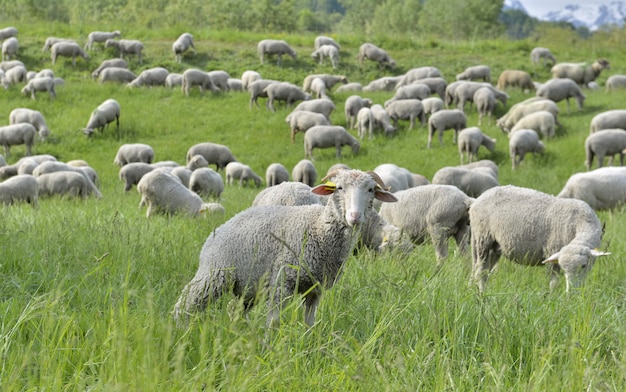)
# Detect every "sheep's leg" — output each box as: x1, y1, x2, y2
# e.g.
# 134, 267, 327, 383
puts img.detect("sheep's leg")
303, 291, 321, 326
438, 129, 444, 145
471, 236, 499, 293
454, 223, 470, 254
429, 226, 450, 262
598, 155, 605, 168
